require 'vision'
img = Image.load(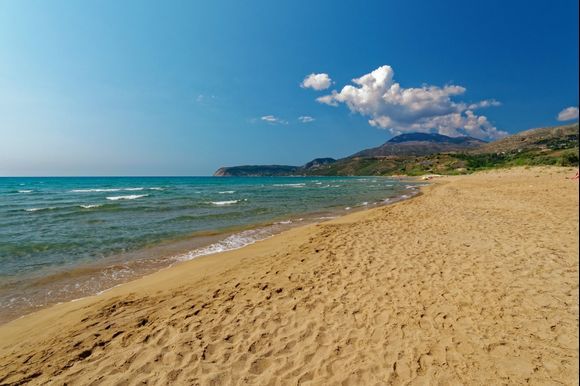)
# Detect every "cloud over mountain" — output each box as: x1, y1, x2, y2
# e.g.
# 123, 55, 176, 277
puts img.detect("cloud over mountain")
313, 65, 506, 140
